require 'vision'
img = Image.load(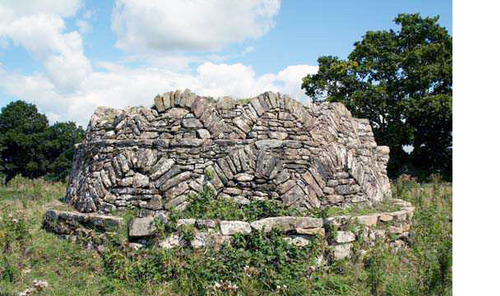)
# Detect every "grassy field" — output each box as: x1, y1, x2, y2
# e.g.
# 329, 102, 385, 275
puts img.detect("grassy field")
0, 176, 452, 296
